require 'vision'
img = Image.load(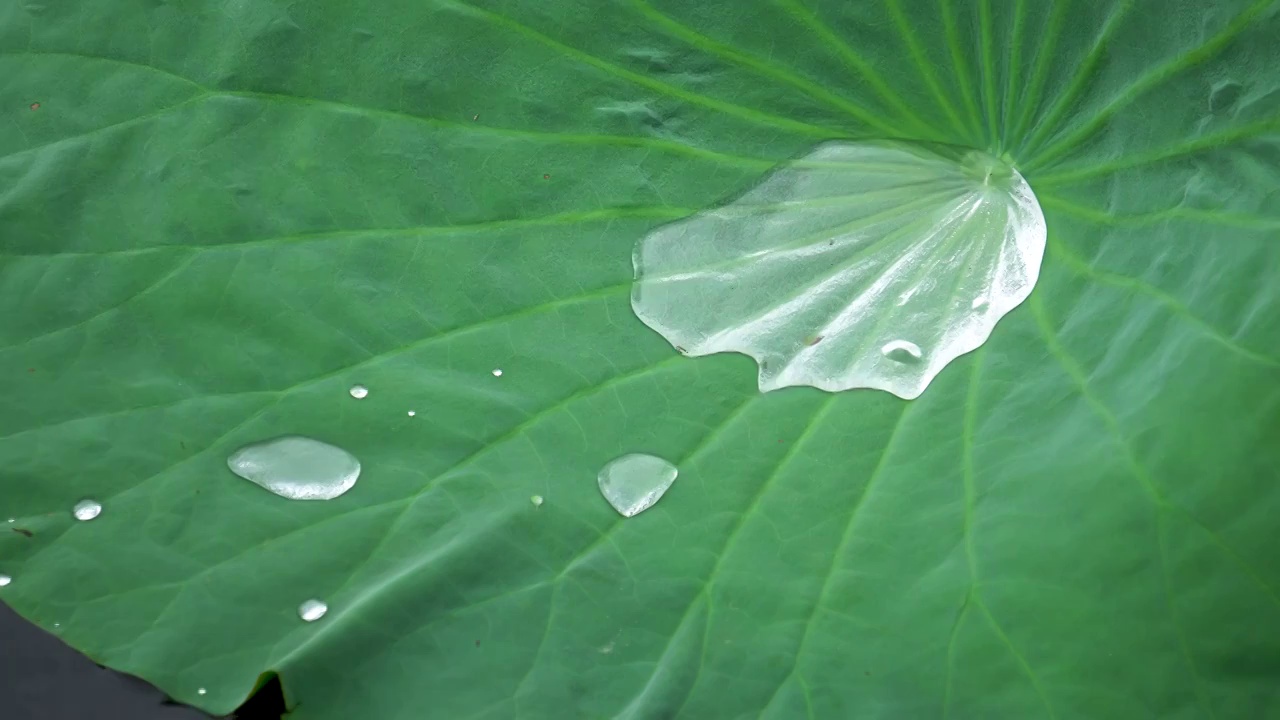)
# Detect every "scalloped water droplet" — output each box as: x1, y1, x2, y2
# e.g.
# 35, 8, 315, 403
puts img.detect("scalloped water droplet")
227, 436, 360, 500
298, 599, 328, 622
598, 454, 678, 517
631, 141, 1046, 399
73, 499, 102, 521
